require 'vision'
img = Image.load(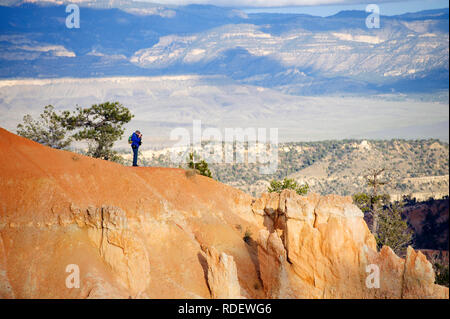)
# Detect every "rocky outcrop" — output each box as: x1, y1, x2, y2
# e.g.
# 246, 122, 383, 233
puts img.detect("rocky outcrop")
402, 247, 448, 298
252, 189, 449, 299
70, 204, 151, 297
257, 230, 296, 298
203, 246, 242, 299
0, 128, 447, 299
